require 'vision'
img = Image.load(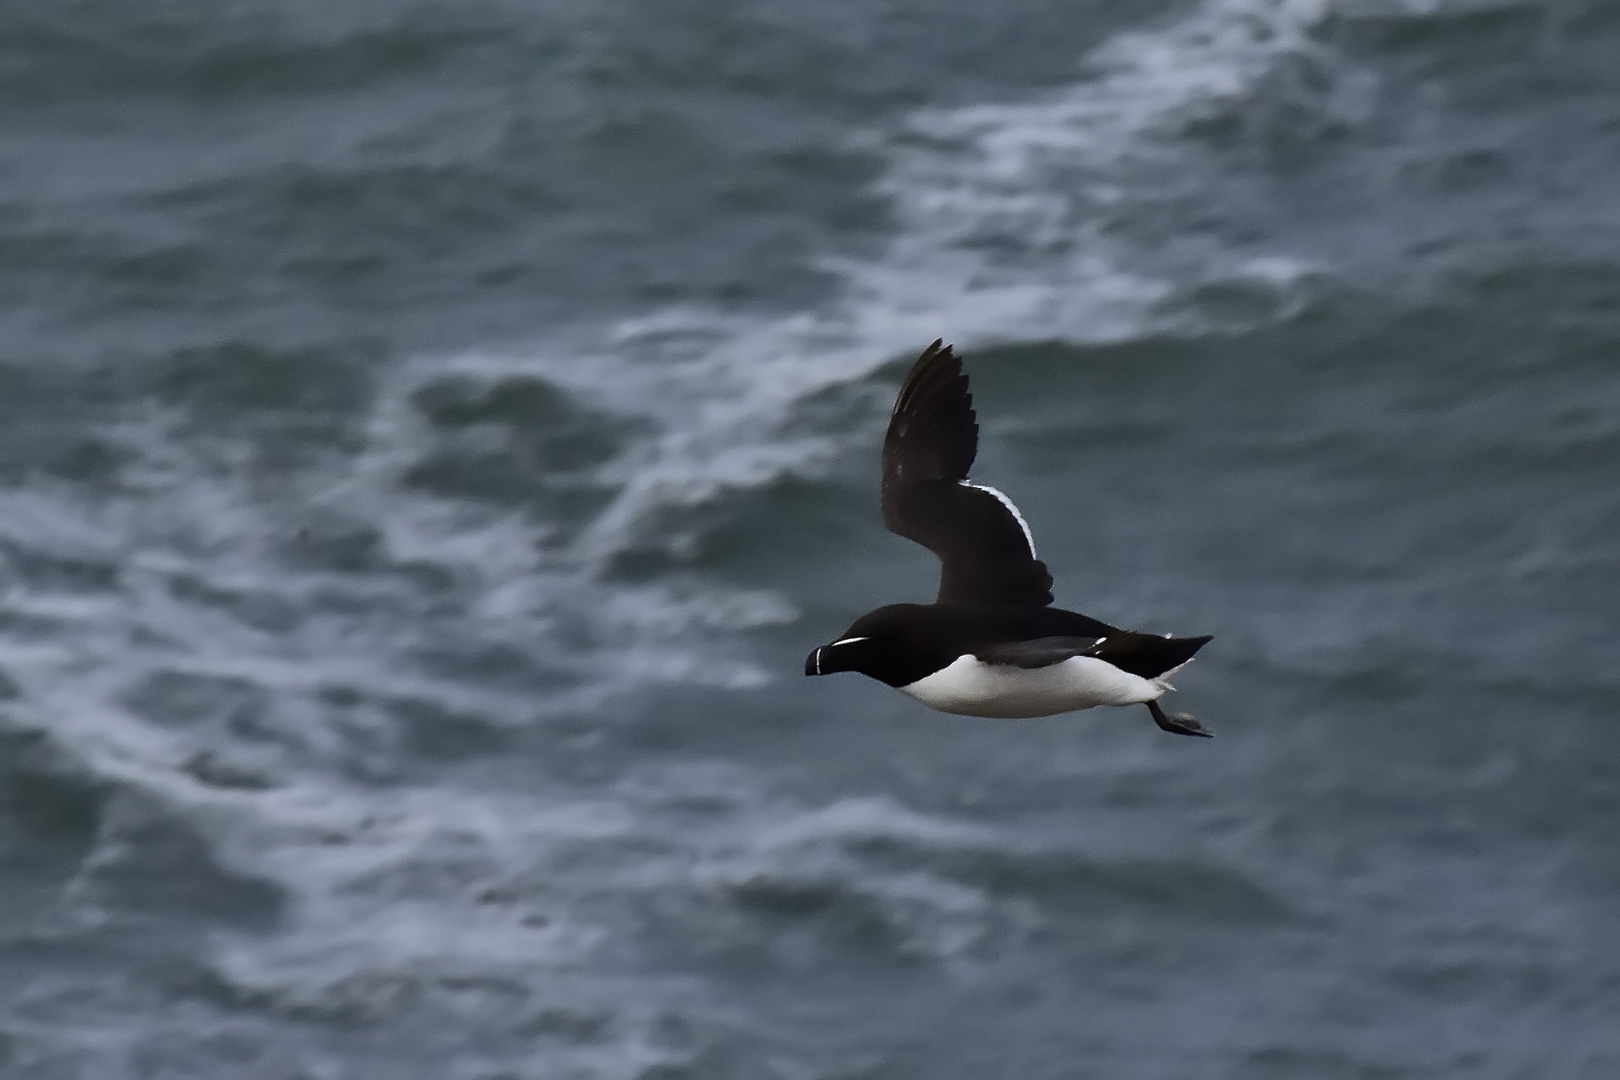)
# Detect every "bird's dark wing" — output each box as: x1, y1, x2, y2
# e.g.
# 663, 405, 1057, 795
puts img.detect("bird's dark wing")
977, 631, 1213, 676
975, 636, 1103, 668
881, 340, 1055, 607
